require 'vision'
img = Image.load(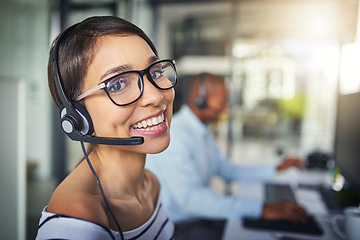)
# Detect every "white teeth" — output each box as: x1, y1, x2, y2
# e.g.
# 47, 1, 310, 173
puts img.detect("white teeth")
147, 119, 153, 126
132, 113, 165, 130
142, 120, 148, 128
152, 117, 159, 125
158, 114, 164, 123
